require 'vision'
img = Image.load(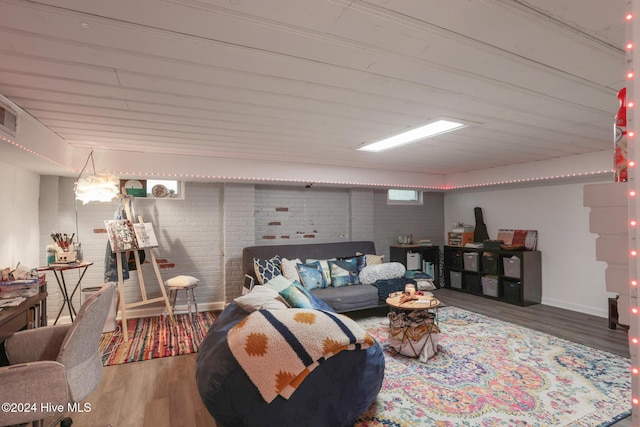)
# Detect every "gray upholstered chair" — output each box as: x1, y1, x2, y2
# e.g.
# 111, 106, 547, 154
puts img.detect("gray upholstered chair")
0, 283, 116, 427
